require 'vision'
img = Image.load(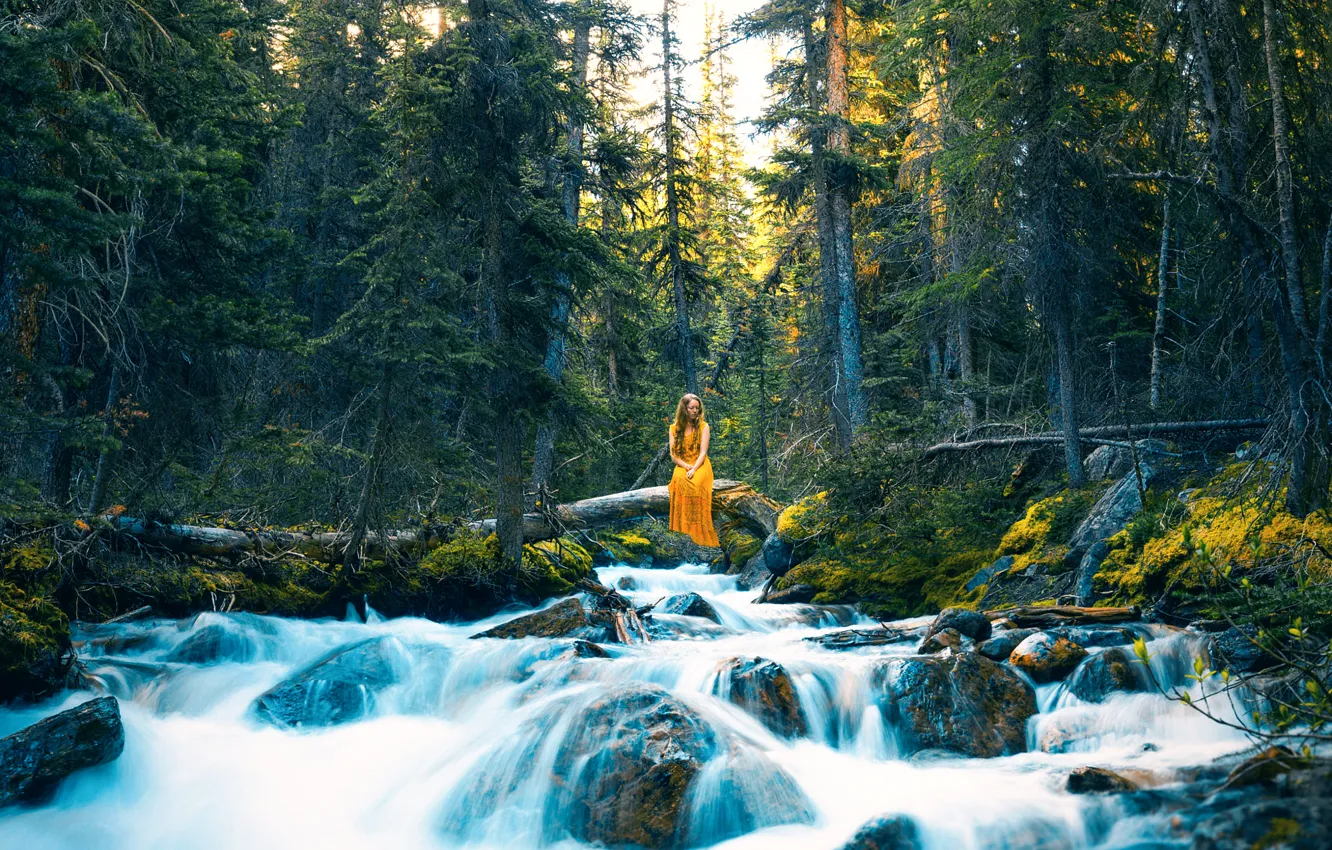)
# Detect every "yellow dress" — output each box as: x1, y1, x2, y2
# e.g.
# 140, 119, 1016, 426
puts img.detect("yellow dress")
668, 424, 720, 547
